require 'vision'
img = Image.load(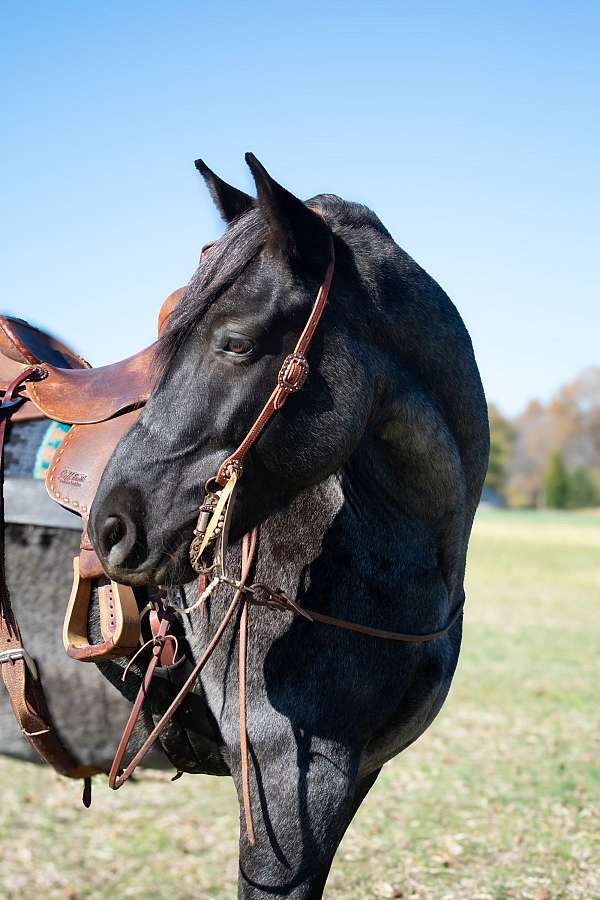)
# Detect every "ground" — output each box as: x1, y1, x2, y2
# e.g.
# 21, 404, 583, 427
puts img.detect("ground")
0, 509, 598, 899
